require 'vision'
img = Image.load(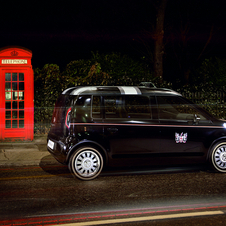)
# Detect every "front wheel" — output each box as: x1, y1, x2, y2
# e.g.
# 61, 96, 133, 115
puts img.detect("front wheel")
210, 142, 226, 173
69, 146, 103, 180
